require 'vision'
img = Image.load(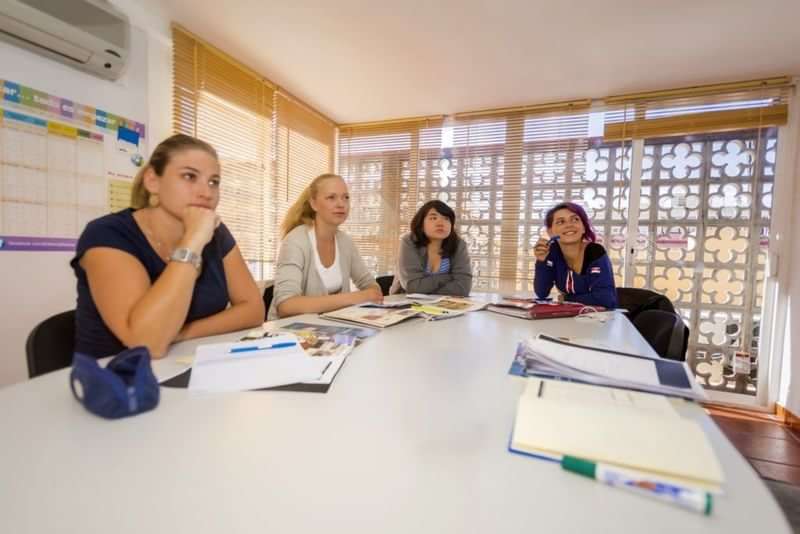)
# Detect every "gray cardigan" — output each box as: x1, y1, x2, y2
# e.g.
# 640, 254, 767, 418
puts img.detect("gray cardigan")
390, 233, 472, 296
268, 224, 377, 320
